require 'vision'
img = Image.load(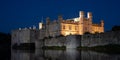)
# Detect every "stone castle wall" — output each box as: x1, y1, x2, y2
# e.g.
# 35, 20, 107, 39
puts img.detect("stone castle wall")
11, 29, 39, 47
81, 31, 120, 47
36, 35, 81, 48
37, 31, 120, 48
12, 28, 120, 48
